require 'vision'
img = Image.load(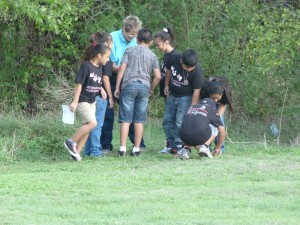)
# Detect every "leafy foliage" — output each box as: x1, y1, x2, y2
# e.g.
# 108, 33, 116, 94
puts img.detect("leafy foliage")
0, 0, 299, 126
